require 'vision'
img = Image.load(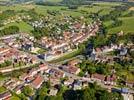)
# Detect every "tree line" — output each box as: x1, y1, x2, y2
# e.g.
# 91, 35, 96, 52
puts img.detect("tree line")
0, 26, 19, 37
